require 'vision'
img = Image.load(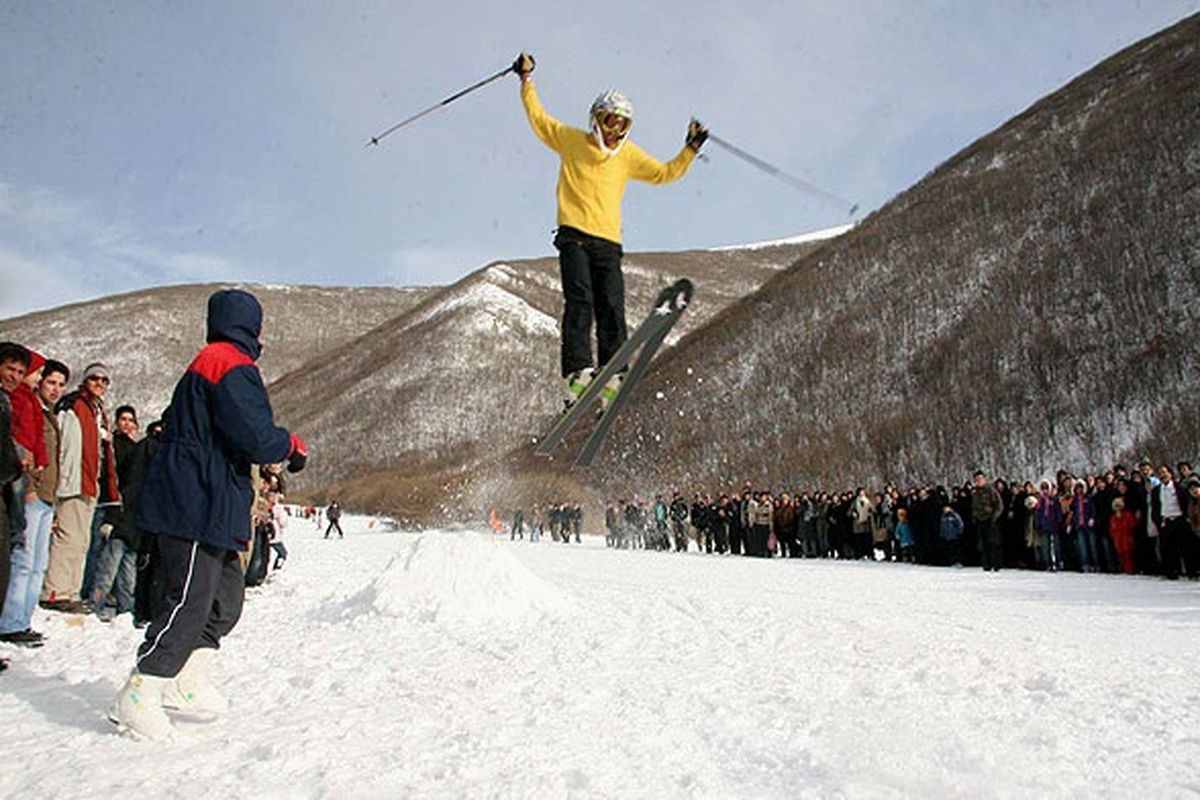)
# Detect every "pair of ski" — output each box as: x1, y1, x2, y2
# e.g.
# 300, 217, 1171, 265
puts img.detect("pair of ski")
536, 278, 694, 468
